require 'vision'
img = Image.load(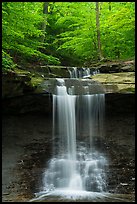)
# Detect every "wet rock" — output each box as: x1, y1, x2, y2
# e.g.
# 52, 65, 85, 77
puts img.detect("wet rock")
2, 71, 35, 98
2, 93, 52, 115
97, 60, 135, 73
